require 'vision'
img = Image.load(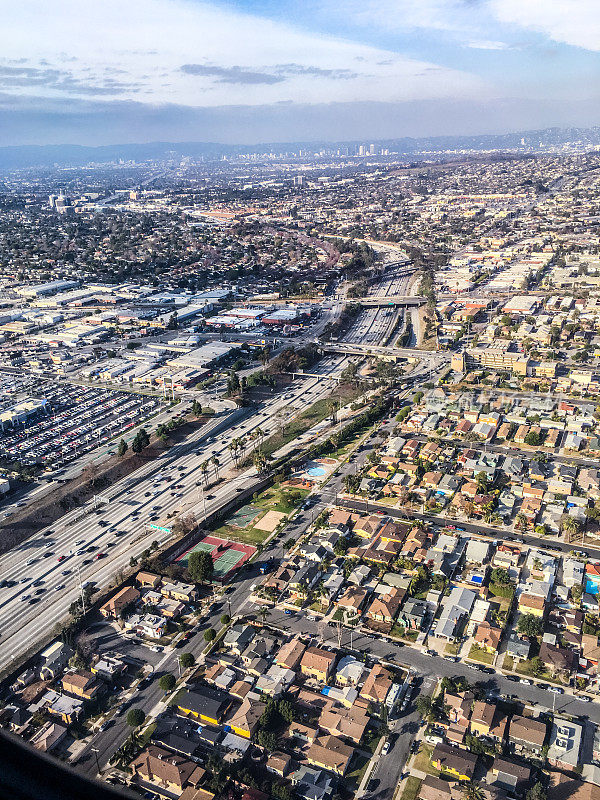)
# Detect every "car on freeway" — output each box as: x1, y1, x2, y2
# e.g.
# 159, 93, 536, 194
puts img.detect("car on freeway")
61, 569, 72, 576
29, 597, 40, 604
94, 553, 106, 560
54, 584, 65, 591
57, 555, 67, 562
20, 595, 31, 602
